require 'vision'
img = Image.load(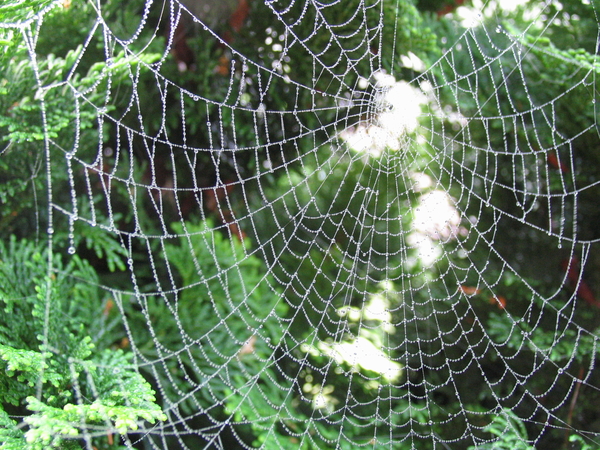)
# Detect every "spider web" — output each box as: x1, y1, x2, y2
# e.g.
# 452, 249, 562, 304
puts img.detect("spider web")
2, 0, 600, 449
